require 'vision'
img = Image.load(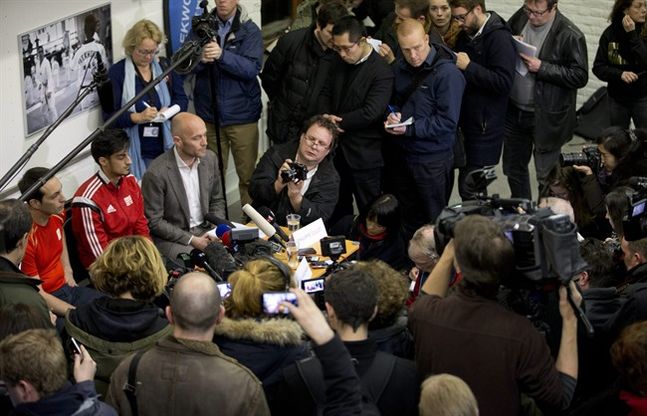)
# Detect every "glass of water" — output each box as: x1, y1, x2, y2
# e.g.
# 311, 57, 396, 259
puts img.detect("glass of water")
286, 214, 301, 233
